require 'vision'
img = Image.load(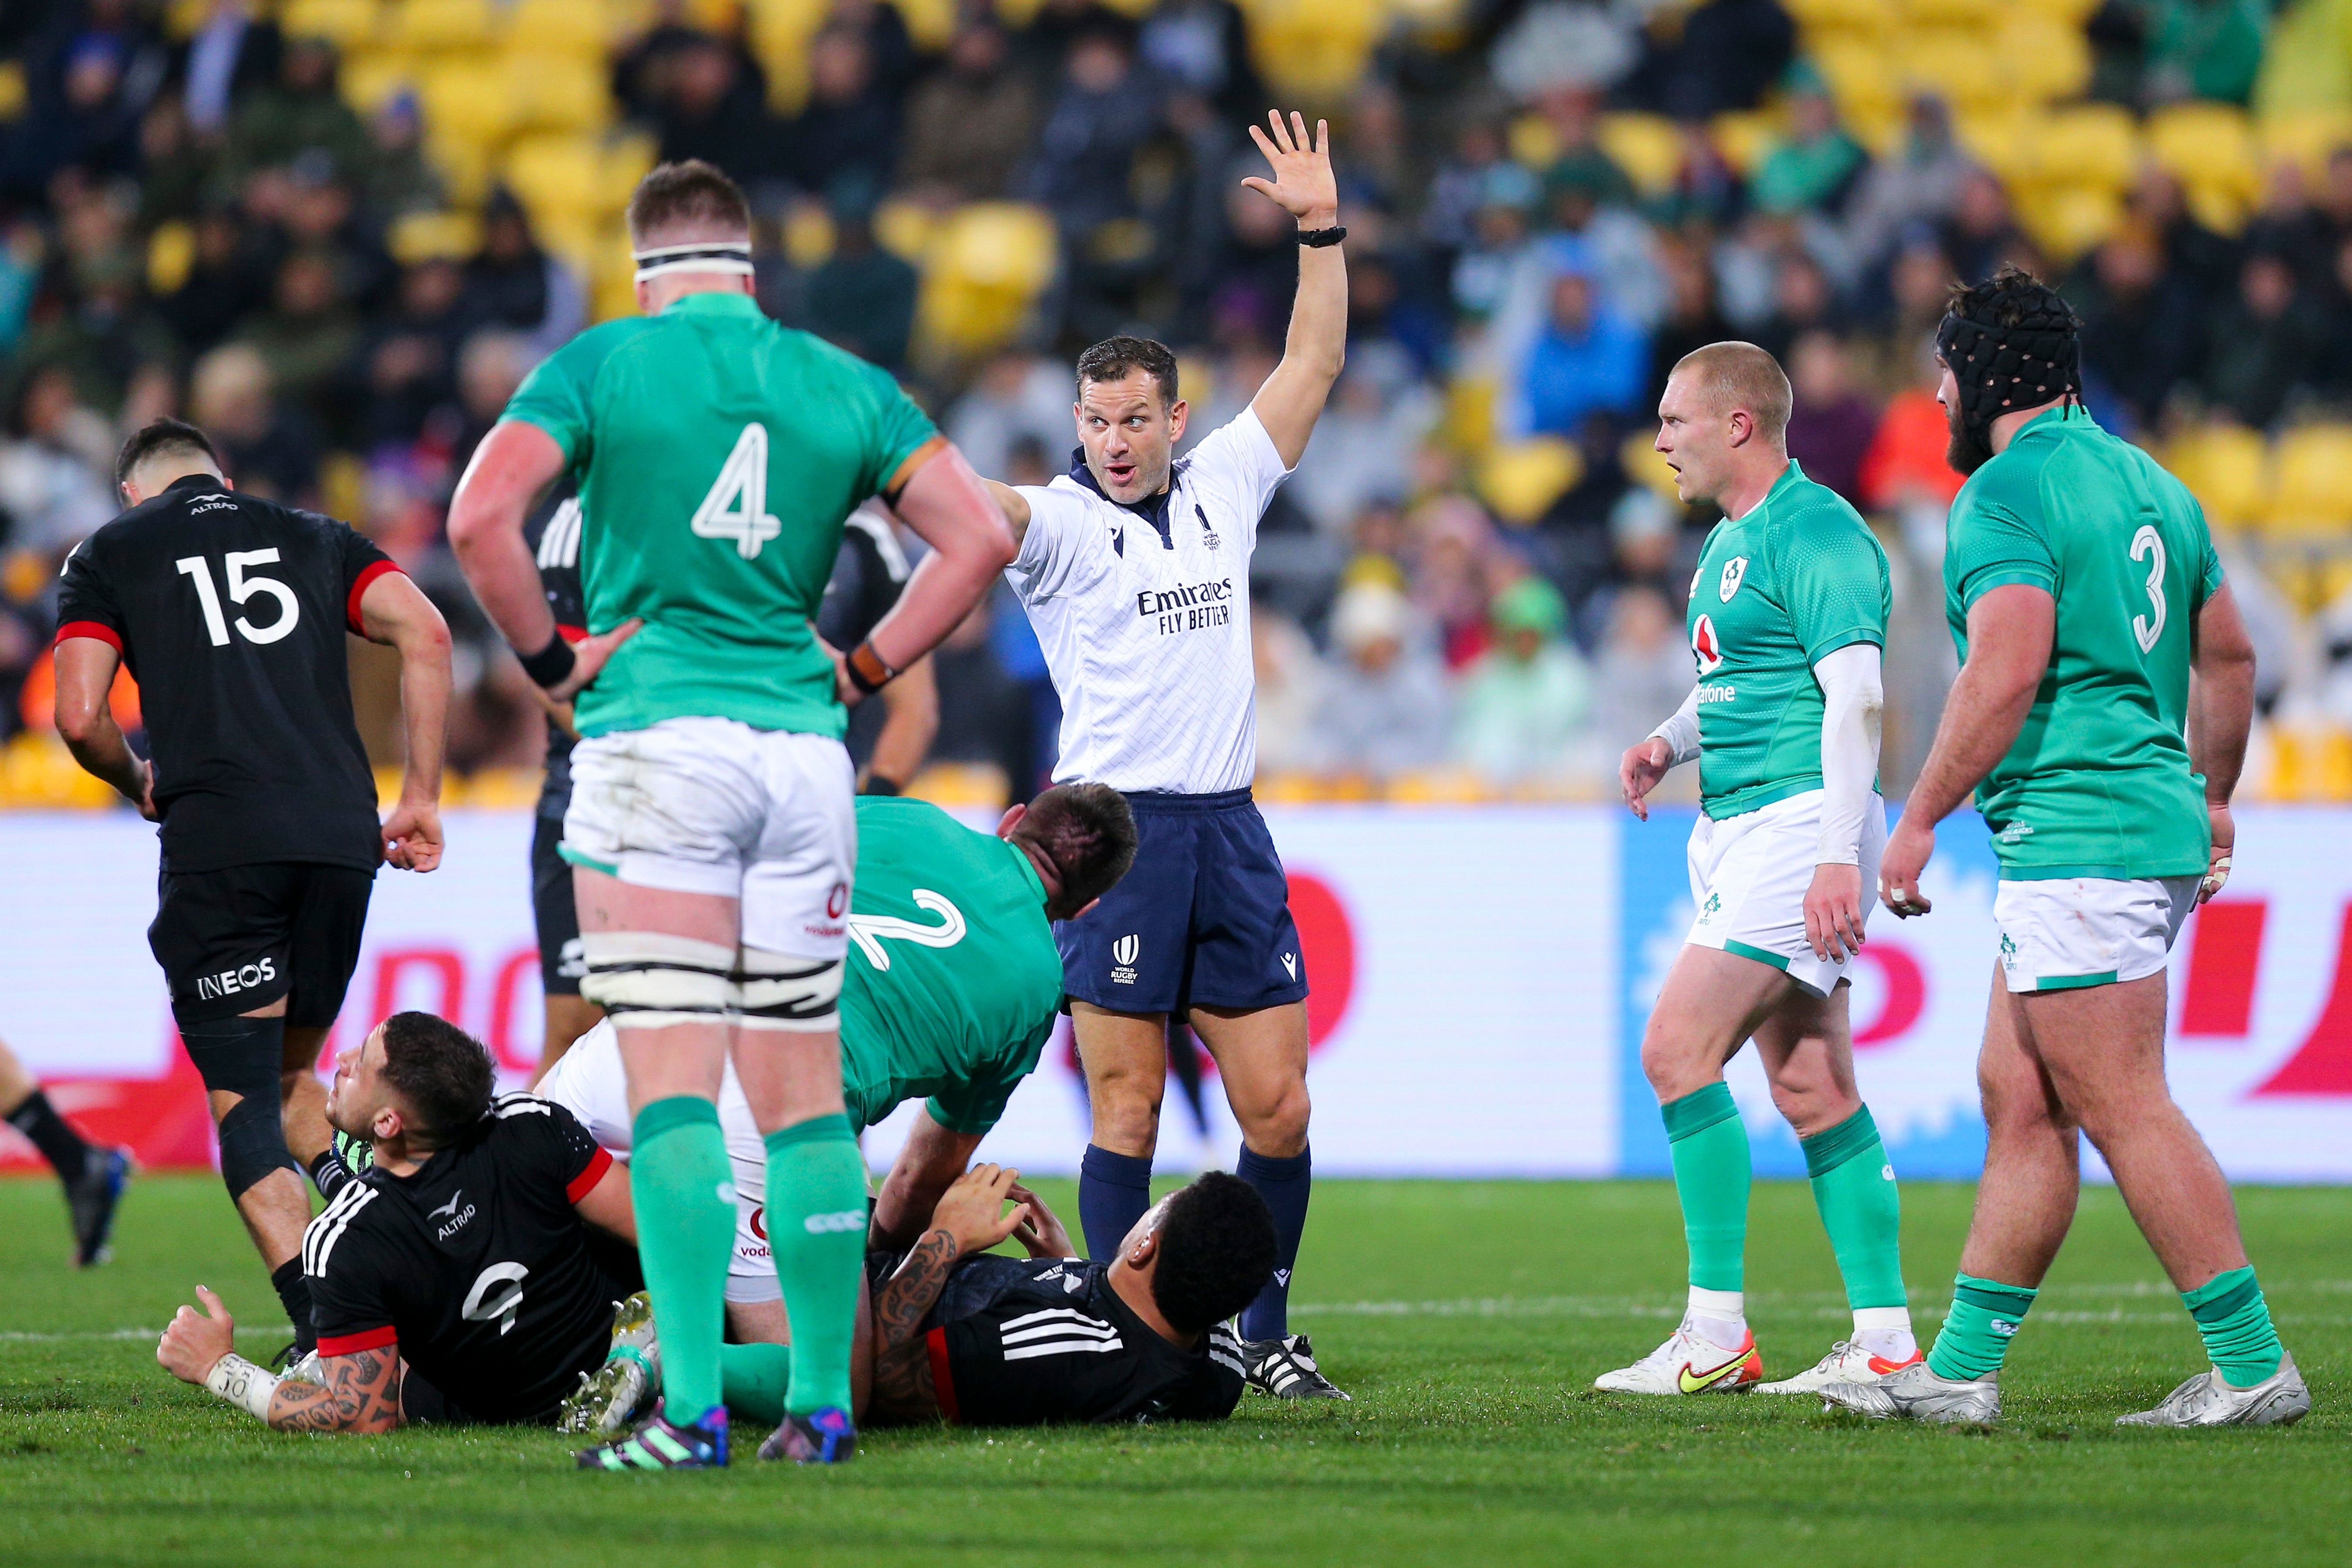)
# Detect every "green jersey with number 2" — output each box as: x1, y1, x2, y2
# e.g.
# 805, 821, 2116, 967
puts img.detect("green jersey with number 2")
502, 291, 937, 740
838, 797, 1066, 1137
1943, 406, 2221, 879
1686, 460, 1890, 818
